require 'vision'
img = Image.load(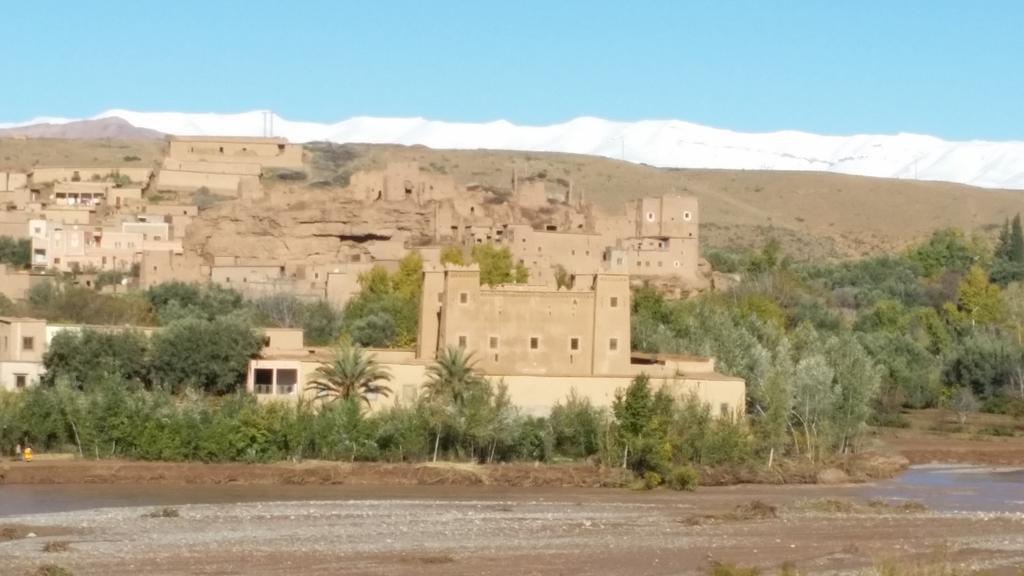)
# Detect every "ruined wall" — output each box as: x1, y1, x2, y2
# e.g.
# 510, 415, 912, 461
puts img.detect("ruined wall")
156, 170, 245, 194
30, 167, 151, 185
139, 250, 207, 289
167, 137, 303, 169
163, 158, 262, 176
0, 172, 28, 192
